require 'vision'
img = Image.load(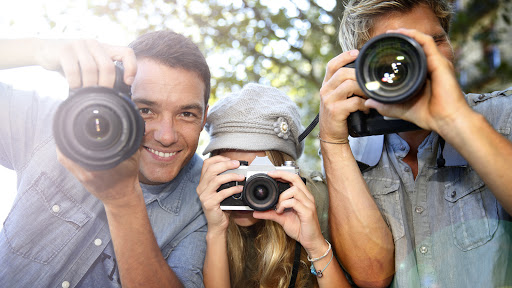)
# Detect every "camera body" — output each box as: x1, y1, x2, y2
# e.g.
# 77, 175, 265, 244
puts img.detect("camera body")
53, 64, 145, 170
218, 156, 299, 211
347, 33, 426, 137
